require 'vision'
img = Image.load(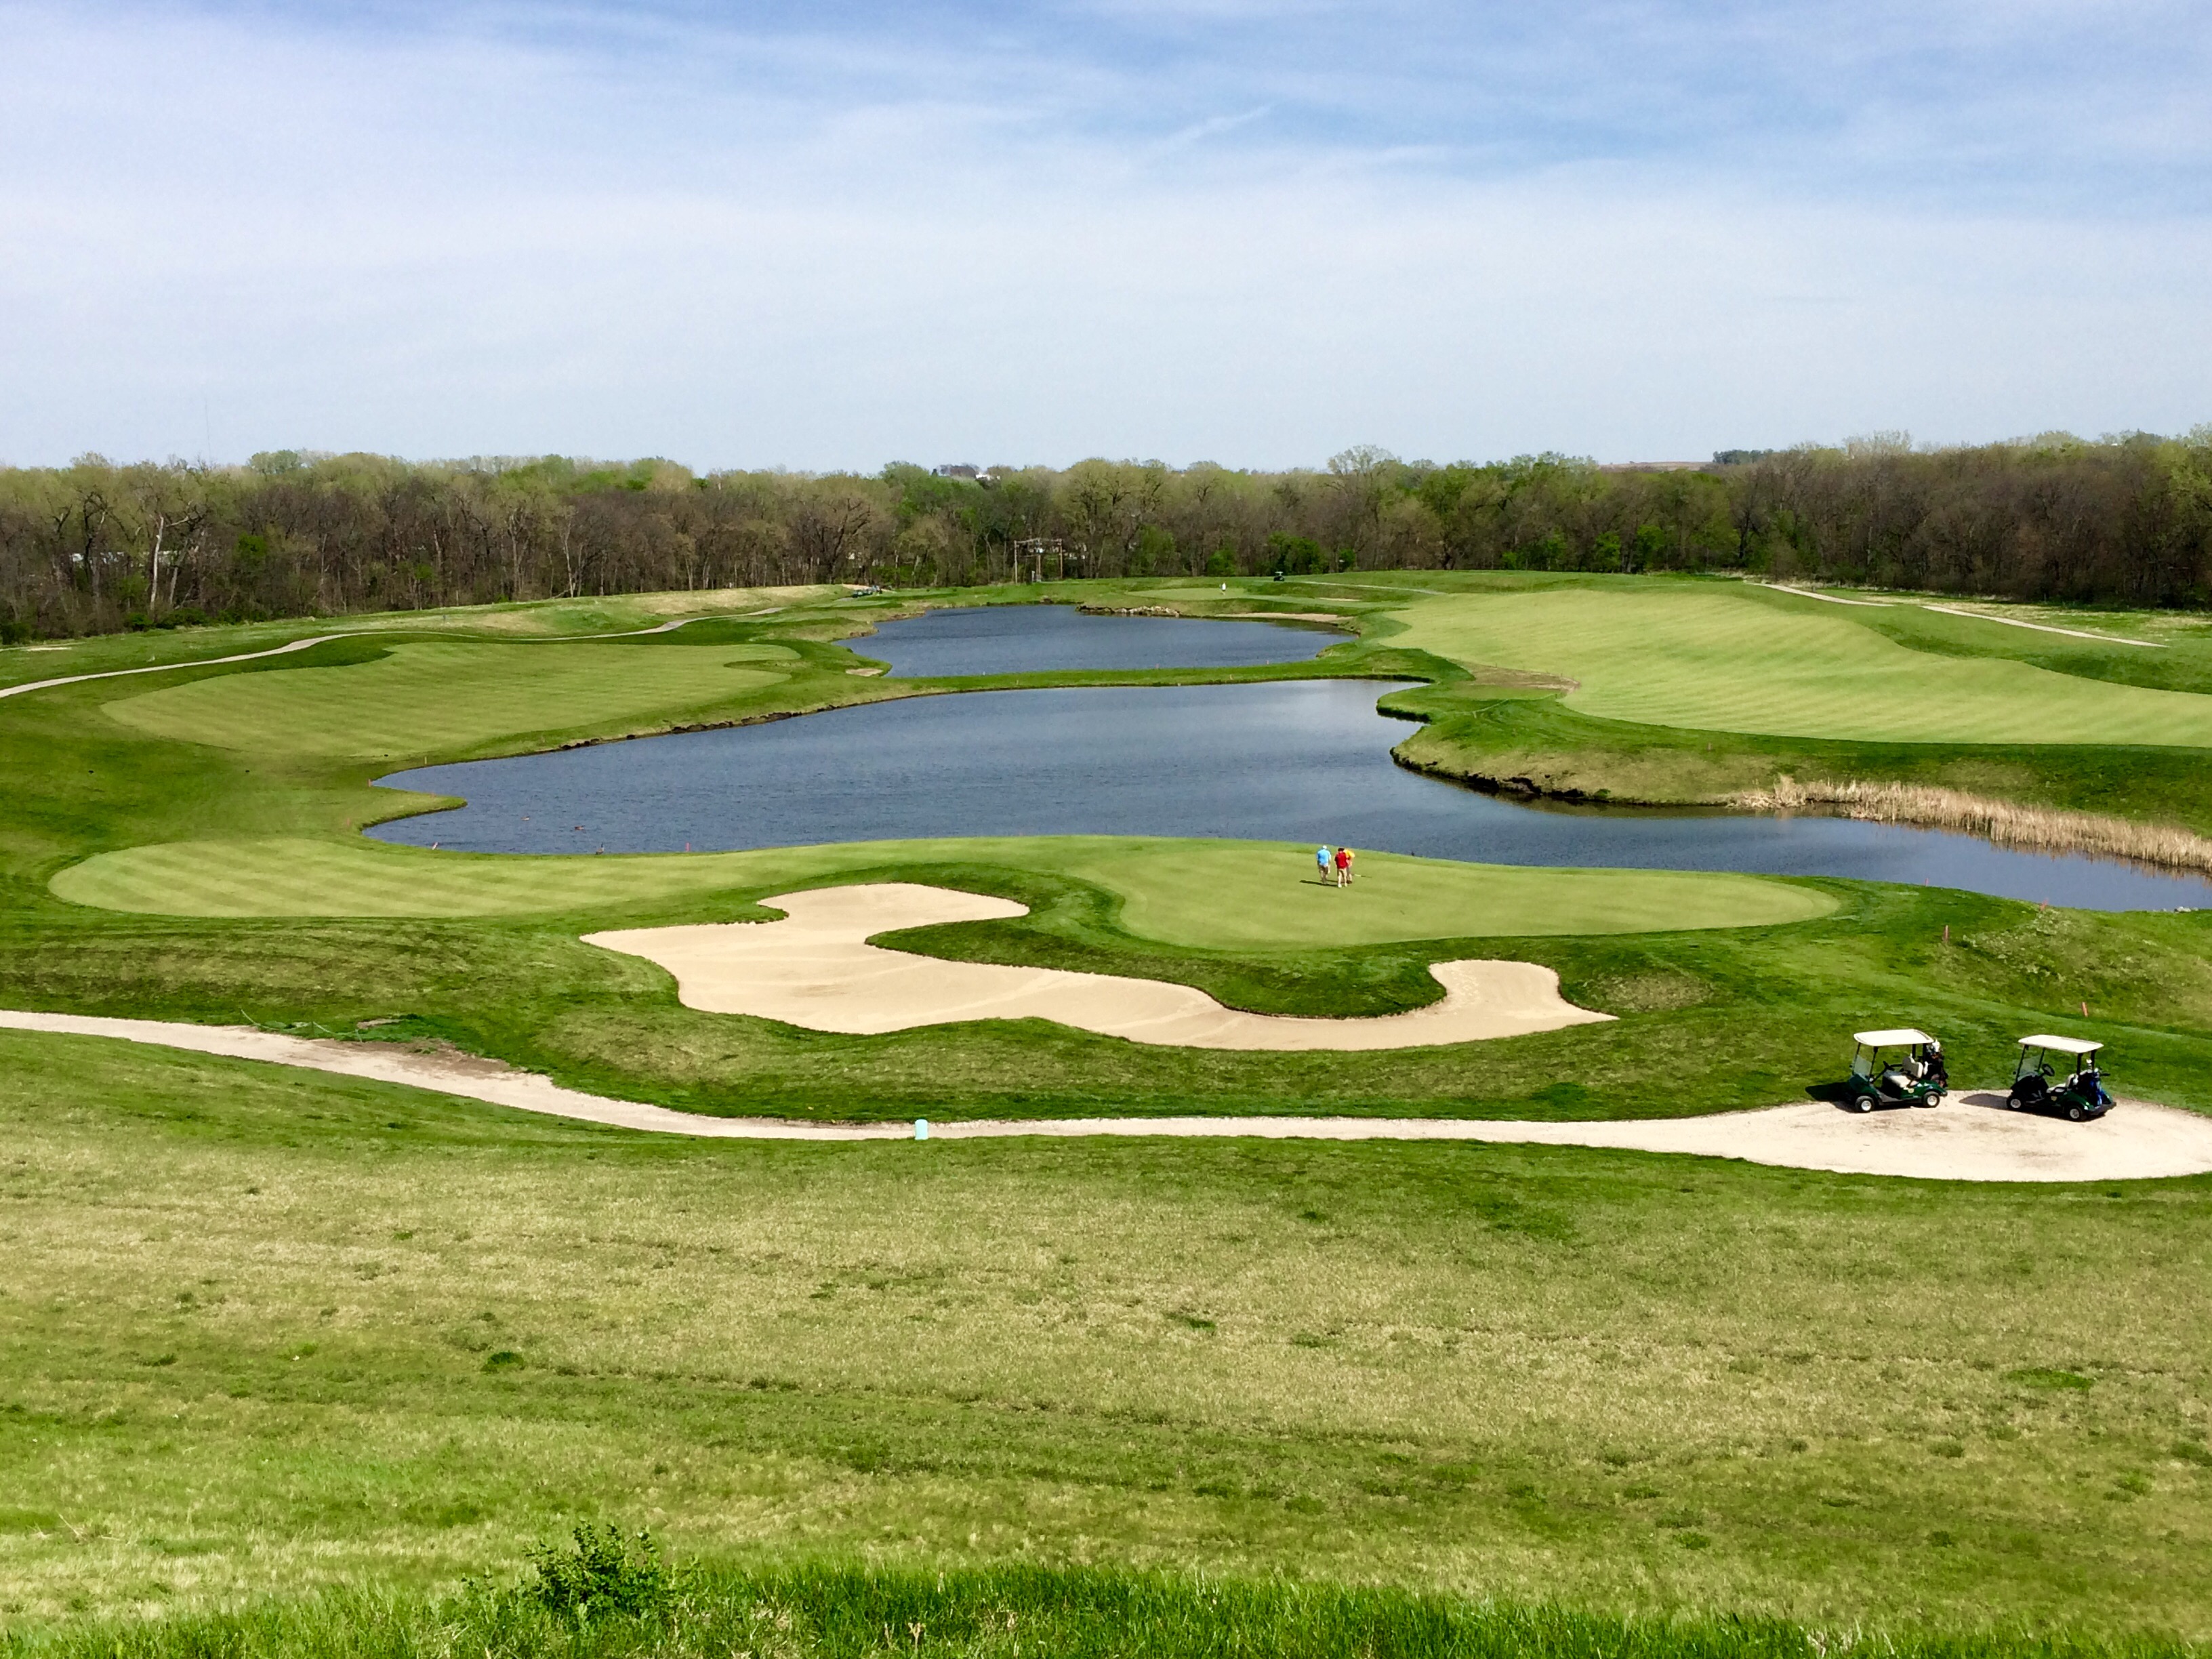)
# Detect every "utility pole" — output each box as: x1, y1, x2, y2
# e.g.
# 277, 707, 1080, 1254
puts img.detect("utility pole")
1013, 537, 1065, 584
